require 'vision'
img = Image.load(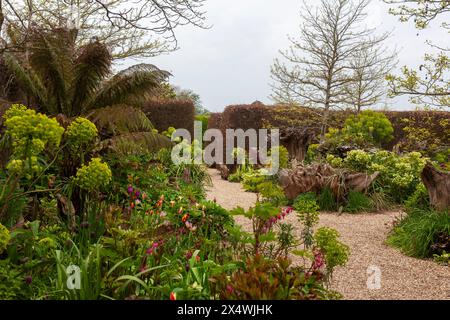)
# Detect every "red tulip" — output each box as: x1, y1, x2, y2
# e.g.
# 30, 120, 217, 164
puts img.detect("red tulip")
170, 292, 176, 300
